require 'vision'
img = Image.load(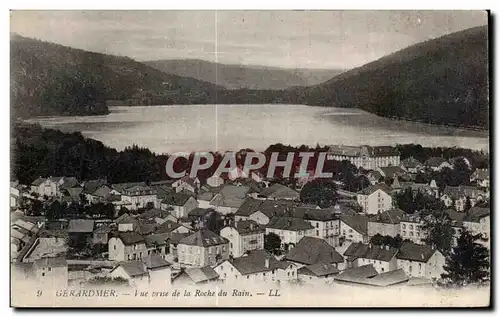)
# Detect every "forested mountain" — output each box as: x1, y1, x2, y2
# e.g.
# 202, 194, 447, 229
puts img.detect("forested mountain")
219, 26, 489, 130
144, 59, 343, 90
10, 34, 223, 118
